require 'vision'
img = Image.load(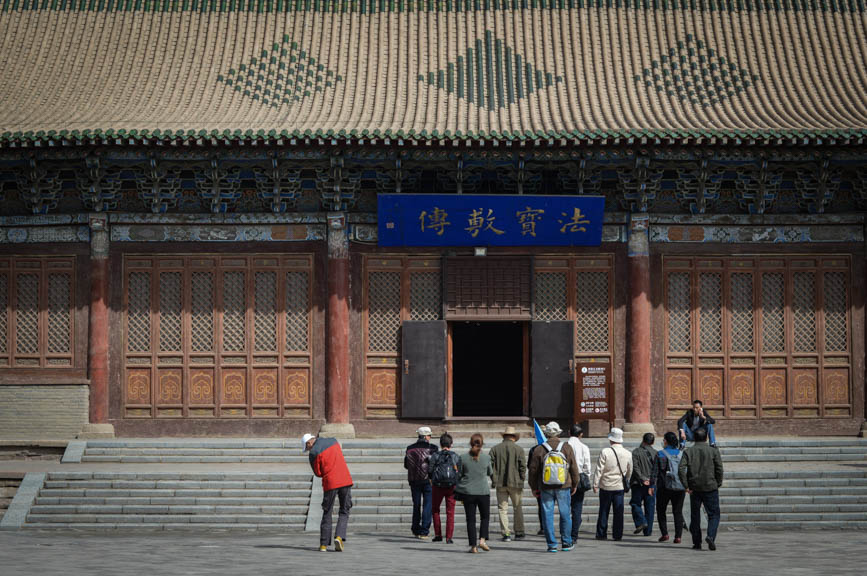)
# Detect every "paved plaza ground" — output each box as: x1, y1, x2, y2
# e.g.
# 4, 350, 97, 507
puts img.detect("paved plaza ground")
1, 529, 865, 576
